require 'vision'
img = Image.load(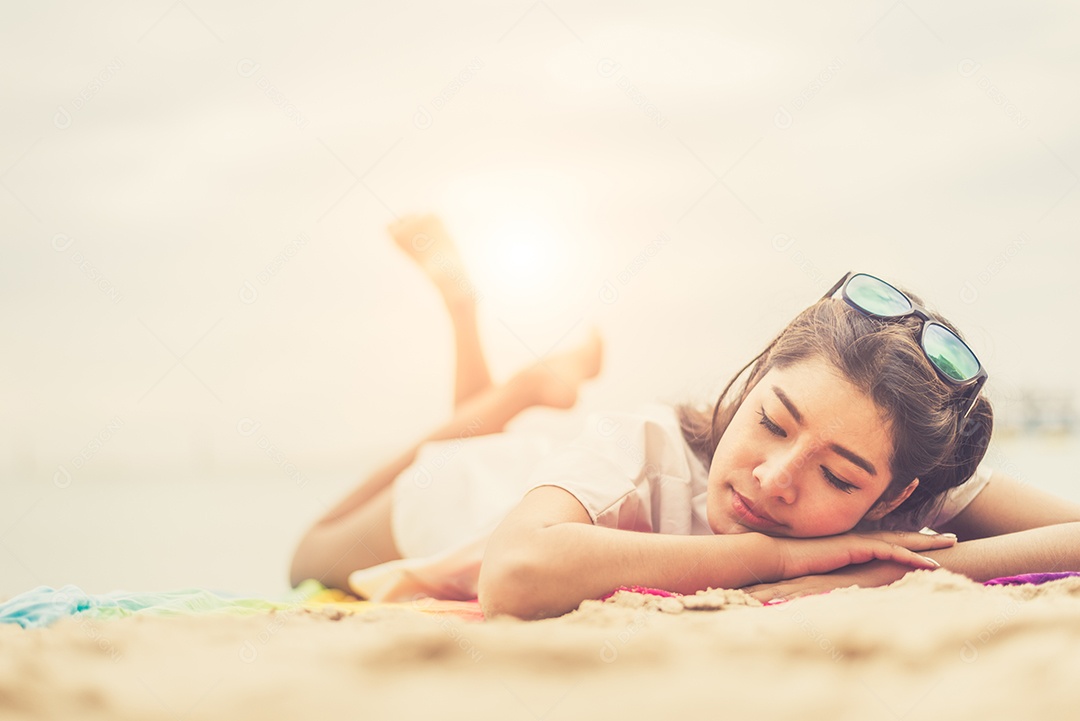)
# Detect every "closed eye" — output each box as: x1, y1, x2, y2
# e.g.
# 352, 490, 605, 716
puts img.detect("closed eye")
759, 407, 858, 493
822, 466, 857, 494
757, 407, 785, 437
